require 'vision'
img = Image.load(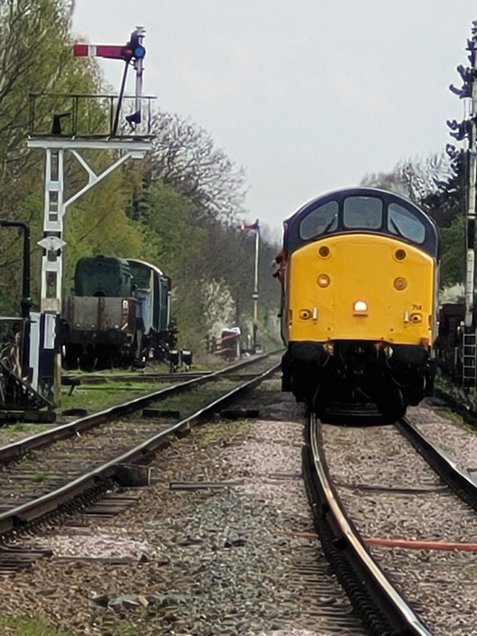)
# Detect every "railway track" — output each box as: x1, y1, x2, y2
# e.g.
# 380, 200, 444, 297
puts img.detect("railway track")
0, 353, 280, 542
61, 356, 274, 386
305, 401, 477, 635
0, 363, 372, 634
7, 358, 477, 634
62, 370, 208, 385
